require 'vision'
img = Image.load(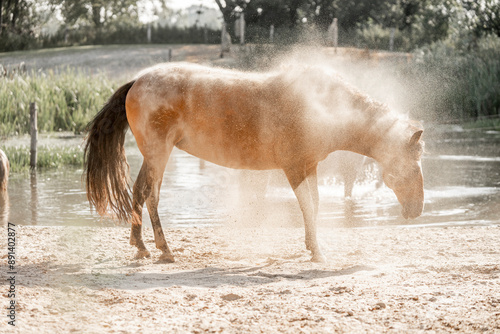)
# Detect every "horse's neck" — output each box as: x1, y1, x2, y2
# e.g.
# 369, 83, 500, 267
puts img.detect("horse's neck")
332, 109, 402, 166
